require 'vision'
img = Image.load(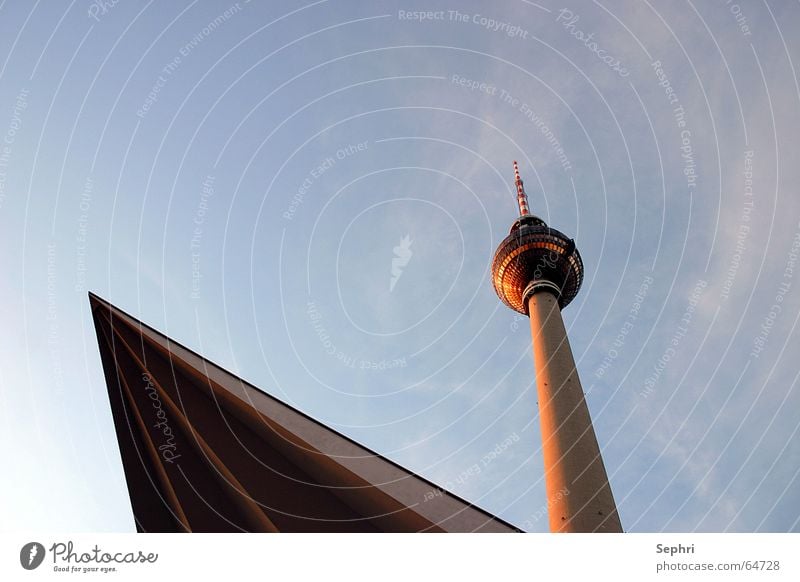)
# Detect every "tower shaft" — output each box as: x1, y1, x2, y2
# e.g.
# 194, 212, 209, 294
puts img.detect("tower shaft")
528, 290, 622, 532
